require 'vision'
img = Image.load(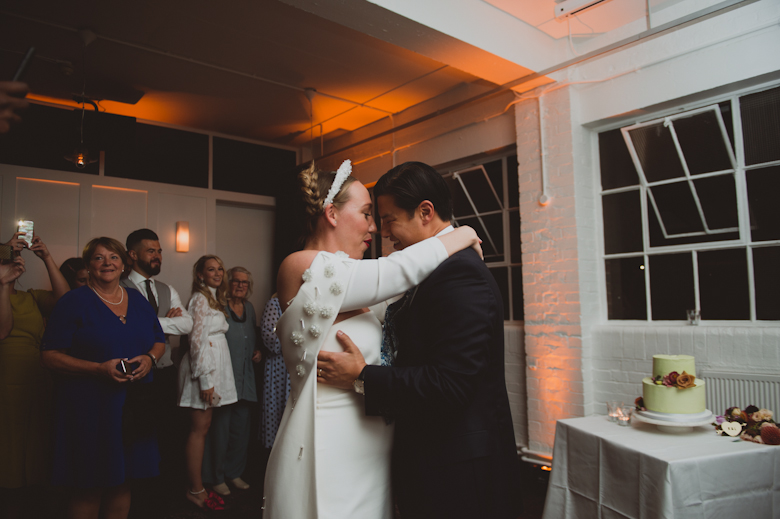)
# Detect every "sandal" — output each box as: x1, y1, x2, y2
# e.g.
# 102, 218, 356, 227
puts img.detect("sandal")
203, 495, 226, 511
208, 490, 226, 507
